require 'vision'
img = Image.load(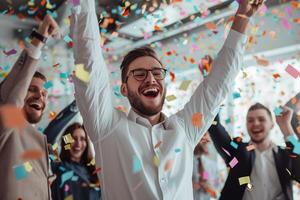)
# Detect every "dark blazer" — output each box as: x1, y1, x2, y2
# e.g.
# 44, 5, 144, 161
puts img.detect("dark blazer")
208, 115, 300, 200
